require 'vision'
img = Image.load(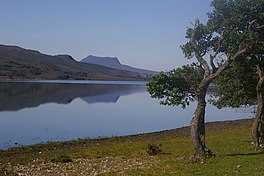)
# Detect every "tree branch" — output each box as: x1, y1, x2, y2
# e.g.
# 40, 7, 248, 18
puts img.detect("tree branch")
190, 19, 211, 77
210, 55, 217, 73
256, 24, 264, 29
256, 64, 263, 78
210, 33, 224, 73
211, 44, 253, 80
250, 19, 264, 29
207, 19, 257, 80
